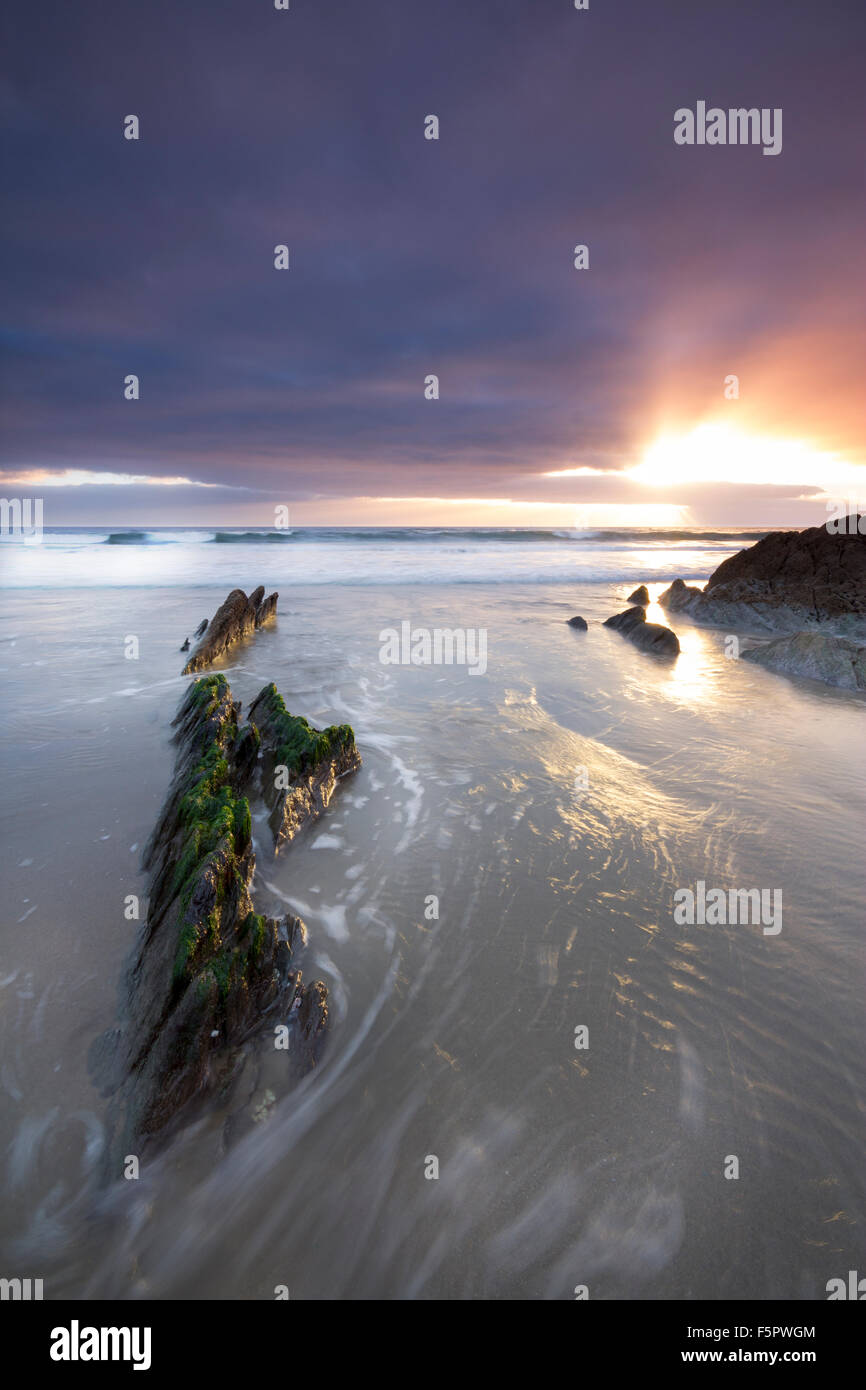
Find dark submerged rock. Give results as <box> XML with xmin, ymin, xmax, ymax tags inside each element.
<box><xmin>742</xmin><ymin>632</ymin><xmax>866</xmax><ymax>690</ymax></box>
<box><xmin>180</xmin><ymin>619</ymin><xmax>207</xmax><ymax>653</ymax></box>
<box><xmin>603</xmin><ymin>605</ymin><xmax>680</xmax><ymax>657</ymax></box>
<box><xmin>567</xmin><ymin>615</ymin><xmax>588</xmax><ymax>630</ymax></box>
<box><xmin>249</xmin><ymin>683</ymin><xmax>361</xmax><ymax>852</ymax></box>
<box><xmin>627</xmin><ymin>585</ymin><xmax>650</xmax><ymax>606</ymax></box>
<box><xmin>182</xmin><ymin>587</ymin><xmax>278</xmax><ymax>674</ymax></box>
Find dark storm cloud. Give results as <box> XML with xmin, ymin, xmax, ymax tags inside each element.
<box><xmin>2</xmin><ymin>0</ymin><xmax>864</xmax><ymax>515</ymax></box>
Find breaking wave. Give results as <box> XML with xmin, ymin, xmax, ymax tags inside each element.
<box><xmin>93</xmin><ymin>526</ymin><xmax>768</xmax><ymax>547</ymax></box>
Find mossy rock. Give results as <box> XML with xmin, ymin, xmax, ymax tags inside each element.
<box><xmin>250</xmin><ymin>683</ymin><xmax>356</xmax><ymax>777</ymax></box>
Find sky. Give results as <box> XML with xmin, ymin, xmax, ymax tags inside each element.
<box><xmin>1</xmin><ymin>0</ymin><xmax>864</xmax><ymax>528</ymax></box>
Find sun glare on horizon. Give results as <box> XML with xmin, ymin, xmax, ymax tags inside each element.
<box><xmin>629</xmin><ymin>423</ymin><xmax>864</xmax><ymax>492</ymax></box>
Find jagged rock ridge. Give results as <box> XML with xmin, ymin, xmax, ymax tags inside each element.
<box><xmin>182</xmin><ymin>586</ymin><xmax>278</xmax><ymax>674</ymax></box>
<box><xmin>249</xmin><ymin>683</ymin><xmax>361</xmax><ymax>852</ymax></box>
<box><xmin>92</xmin><ymin>672</ymin><xmax>353</xmax><ymax>1158</ymax></box>
<box><xmin>658</xmin><ymin>523</ymin><xmax>866</xmax><ymax>639</ymax></box>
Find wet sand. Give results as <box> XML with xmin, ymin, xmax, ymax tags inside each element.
<box><xmin>1</xmin><ymin>581</ymin><xmax>864</xmax><ymax>1298</ymax></box>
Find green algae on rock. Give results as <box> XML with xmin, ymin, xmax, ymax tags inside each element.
<box><xmin>91</xmin><ymin>673</ymin><xmax>327</xmax><ymax>1159</ymax></box>
<box><xmin>248</xmin><ymin>682</ymin><xmax>361</xmax><ymax>852</ymax></box>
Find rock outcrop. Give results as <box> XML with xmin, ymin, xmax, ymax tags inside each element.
<box><xmin>567</xmin><ymin>615</ymin><xmax>588</xmax><ymax>630</ymax></box>
<box><xmin>182</xmin><ymin>587</ymin><xmax>278</xmax><ymax>674</ymax></box>
<box><xmin>627</xmin><ymin>585</ymin><xmax>650</xmax><ymax>606</ymax></box>
<box><xmin>742</xmin><ymin>633</ymin><xmax>866</xmax><ymax>690</ymax></box>
<box><xmin>657</xmin><ymin>577</ymin><xmax>704</xmax><ymax>615</ymax></box>
<box><xmin>249</xmin><ymin>683</ymin><xmax>361</xmax><ymax>852</ymax></box>
<box><xmin>658</xmin><ymin>523</ymin><xmax>866</xmax><ymax>638</ymax></box>
<box><xmin>603</xmin><ymin>605</ymin><xmax>680</xmax><ymax>657</ymax></box>
<box><xmin>92</xmin><ymin>674</ymin><xmax>330</xmax><ymax>1158</ymax></box>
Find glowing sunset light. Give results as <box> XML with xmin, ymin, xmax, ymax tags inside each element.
<box><xmin>628</xmin><ymin>424</ymin><xmax>864</xmax><ymax>491</ymax></box>
<box><xmin>361</xmin><ymin>498</ymin><xmax>692</xmax><ymax>528</ymax></box>
<box><xmin>0</xmin><ymin>469</ymin><xmax>230</xmax><ymax>489</ymax></box>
